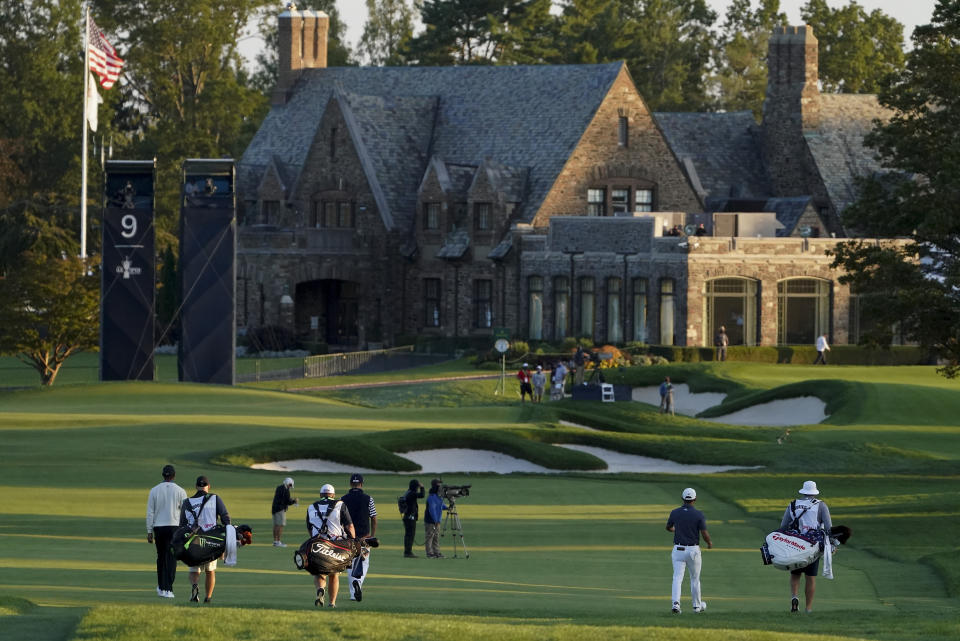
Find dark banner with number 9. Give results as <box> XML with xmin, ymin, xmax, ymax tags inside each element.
<box><xmin>101</xmin><ymin>161</ymin><xmax>156</xmax><ymax>381</ymax></box>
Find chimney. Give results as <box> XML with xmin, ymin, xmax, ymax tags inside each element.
<box><xmin>272</xmin><ymin>6</ymin><xmax>330</xmax><ymax>106</ymax></box>
<box><xmin>763</xmin><ymin>25</ymin><xmax>820</xmax><ymax>131</ymax></box>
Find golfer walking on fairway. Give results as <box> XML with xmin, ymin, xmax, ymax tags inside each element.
<box><xmin>666</xmin><ymin>487</ymin><xmax>713</xmax><ymax>614</ymax></box>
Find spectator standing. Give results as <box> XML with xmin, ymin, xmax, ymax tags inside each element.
<box><xmin>424</xmin><ymin>479</ymin><xmax>448</xmax><ymax>558</ymax></box>
<box><xmin>340</xmin><ymin>473</ymin><xmax>377</xmax><ymax>602</ymax></box>
<box><xmin>659</xmin><ymin>376</ymin><xmax>675</xmax><ymax>415</ymax></box>
<box><xmin>781</xmin><ymin>481</ymin><xmax>833</xmax><ymax>613</ymax></box>
<box><xmin>180</xmin><ymin>476</ymin><xmax>230</xmax><ymax>603</ymax></box>
<box><xmin>271</xmin><ymin>477</ymin><xmax>298</xmax><ymax>547</ymax></box>
<box><xmin>531</xmin><ymin>365</ymin><xmax>546</xmax><ymax>403</ymax></box>
<box><xmin>665</xmin><ymin>487</ymin><xmax>713</xmax><ymax>614</ymax></box>
<box><xmin>715</xmin><ymin>326</ymin><xmax>729</xmax><ymax>362</ymax></box>
<box><xmin>146</xmin><ymin>464</ymin><xmax>187</xmax><ymax>598</ymax></box>
<box><xmin>517</xmin><ymin>363</ymin><xmax>533</xmax><ymax>402</ymax></box>
<box><xmin>307</xmin><ymin>484</ymin><xmax>355</xmax><ymax>608</ymax></box>
<box><xmin>551</xmin><ymin>360</ymin><xmax>567</xmax><ymax>400</ymax></box>
<box><xmin>573</xmin><ymin>346</ymin><xmax>587</xmax><ymax>386</ymax></box>
<box><xmin>814</xmin><ymin>334</ymin><xmax>830</xmax><ymax>365</ymax></box>
<box><xmin>401</xmin><ymin>479</ymin><xmax>425</xmax><ymax>557</ymax></box>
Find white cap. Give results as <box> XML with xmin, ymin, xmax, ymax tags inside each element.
<box><xmin>283</xmin><ymin>477</ymin><xmax>294</xmax><ymax>488</ymax></box>
<box><xmin>536</xmin><ymin>365</ymin><xmax>542</xmax><ymax>370</ymax></box>
<box><xmin>799</xmin><ymin>480</ymin><xmax>819</xmax><ymax>495</ymax></box>
<box><xmin>320</xmin><ymin>483</ymin><xmax>335</xmax><ymax>495</ymax></box>
<box><xmin>523</xmin><ymin>363</ymin><xmax>529</xmax><ymax>367</ymax></box>
<box><xmin>682</xmin><ymin>487</ymin><xmax>697</xmax><ymax>500</ymax></box>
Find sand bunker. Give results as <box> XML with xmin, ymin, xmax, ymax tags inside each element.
<box><xmin>633</xmin><ymin>384</ymin><xmax>726</xmax><ymax>416</ymax></box>
<box><xmin>633</xmin><ymin>385</ymin><xmax>827</xmax><ymax>425</ymax></box>
<box><xmin>253</xmin><ymin>446</ymin><xmax>757</xmax><ymax>475</ymax></box>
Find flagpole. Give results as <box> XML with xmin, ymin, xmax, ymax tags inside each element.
<box><xmin>80</xmin><ymin>4</ymin><xmax>90</xmax><ymax>259</ymax></box>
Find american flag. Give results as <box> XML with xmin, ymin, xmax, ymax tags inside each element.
<box><xmin>87</xmin><ymin>16</ymin><xmax>124</xmax><ymax>90</ymax></box>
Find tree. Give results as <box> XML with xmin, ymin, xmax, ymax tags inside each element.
<box><xmin>404</xmin><ymin>0</ymin><xmax>553</xmax><ymax>65</ymax></box>
<box><xmin>711</xmin><ymin>0</ymin><xmax>786</xmax><ymax>118</ymax></box>
<box><xmin>800</xmin><ymin>0</ymin><xmax>906</xmax><ymax>93</ymax></box>
<box><xmin>554</xmin><ymin>0</ymin><xmax>717</xmax><ymax>111</ymax></box>
<box><xmin>831</xmin><ymin>1</ymin><xmax>960</xmax><ymax>376</ymax></box>
<box><xmin>360</xmin><ymin>0</ymin><xmax>416</xmax><ymax>66</ymax></box>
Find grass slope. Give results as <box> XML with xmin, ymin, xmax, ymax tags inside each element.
<box><xmin>0</xmin><ymin>362</ymin><xmax>957</xmax><ymax>641</ymax></box>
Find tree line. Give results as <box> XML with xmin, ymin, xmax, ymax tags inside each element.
<box><xmin>1</xmin><ymin>0</ymin><xmax>958</xmax><ymax>382</ymax></box>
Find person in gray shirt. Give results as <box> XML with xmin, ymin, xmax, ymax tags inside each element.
<box><xmin>665</xmin><ymin>487</ymin><xmax>713</xmax><ymax>614</ymax></box>
<box><xmin>780</xmin><ymin>480</ymin><xmax>832</xmax><ymax>613</ymax></box>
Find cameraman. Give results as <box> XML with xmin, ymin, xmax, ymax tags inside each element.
<box><xmin>424</xmin><ymin>479</ymin><xmax>448</xmax><ymax>558</ymax></box>
<box><xmin>401</xmin><ymin>479</ymin><xmax>424</xmax><ymax>558</ymax></box>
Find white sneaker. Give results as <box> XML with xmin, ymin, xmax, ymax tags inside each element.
<box><xmin>671</xmin><ymin>602</ymin><xmax>681</xmax><ymax>614</ymax></box>
<box><xmin>273</xmin><ymin>541</ymin><xmax>287</xmax><ymax>547</ymax></box>
<box><xmin>694</xmin><ymin>601</ymin><xmax>706</xmax><ymax>613</ymax></box>
<box><xmin>157</xmin><ymin>587</ymin><xmax>164</xmax><ymax>597</ymax></box>
<box><xmin>162</xmin><ymin>591</ymin><xmax>175</xmax><ymax>598</ymax></box>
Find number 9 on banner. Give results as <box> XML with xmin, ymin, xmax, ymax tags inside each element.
<box><xmin>121</xmin><ymin>214</ymin><xmax>138</xmax><ymax>239</ymax></box>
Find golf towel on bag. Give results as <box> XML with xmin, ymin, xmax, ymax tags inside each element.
<box><xmin>760</xmin><ymin>528</ymin><xmax>824</xmax><ymax>572</ymax></box>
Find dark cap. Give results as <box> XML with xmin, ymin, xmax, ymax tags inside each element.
<box><xmin>196</xmin><ymin>475</ymin><xmax>209</xmax><ymax>488</ymax></box>
<box><xmin>162</xmin><ymin>464</ymin><xmax>175</xmax><ymax>478</ymax></box>
<box><xmin>431</xmin><ymin>478</ymin><xmax>442</xmax><ymax>488</ymax></box>
<box><xmin>350</xmin><ymin>473</ymin><xmax>364</xmax><ymax>484</ymax></box>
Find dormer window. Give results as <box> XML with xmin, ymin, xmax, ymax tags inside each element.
<box><xmin>424</xmin><ymin>202</ymin><xmax>441</xmax><ymax>230</ymax></box>
<box><xmin>586</xmin><ymin>182</ymin><xmax>656</xmax><ymax>215</ymax></box>
<box><xmin>474</xmin><ymin>202</ymin><xmax>491</xmax><ymax>231</ymax></box>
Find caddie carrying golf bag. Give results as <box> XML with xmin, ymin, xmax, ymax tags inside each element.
<box><xmin>760</xmin><ymin>528</ymin><xmax>824</xmax><ymax>571</ymax></box>
<box><xmin>294</xmin><ymin>536</ymin><xmax>379</xmax><ymax>576</ymax></box>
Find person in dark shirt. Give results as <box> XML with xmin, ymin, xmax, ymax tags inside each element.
<box><xmin>271</xmin><ymin>477</ymin><xmax>298</xmax><ymax>547</ymax></box>
<box><xmin>180</xmin><ymin>475</ymin><xmax>230</xmax><ymax>603</ymax></box>
<box><xmin>401</xmin><ymin>479</ymin><xmax>425</xmax><ymax>558</ymax></box>
<box><xmin>665</xmin><ymin>487</ymin><xmax>712</xmax><ymax>614</ymax></box>
<box><xmin>340</xmin><ymin>473</ymin><xmax>377</xmax><ymax>601</ymax></box>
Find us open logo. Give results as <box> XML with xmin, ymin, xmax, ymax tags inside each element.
<box><xmin>115</xmin><ymin>257</ymin><xmax>143</xmax><ymax>279</ymax></box>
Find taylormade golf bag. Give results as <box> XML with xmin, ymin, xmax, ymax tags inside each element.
<box><xmin>760</xmin><ymin>525</ymin><xmax>851</xmax><ymax>571</ymax></box>
<box><xmin>294</xmin><ymin>536</ymin><xmax>379</xmax><ymax>576</ymax></box>
<box><xmin>171</xmin><ymin>524</ymin><xmax>253</xmax><ymax>567</ymax></box>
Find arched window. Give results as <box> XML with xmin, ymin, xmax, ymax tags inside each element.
<box><xmin>579</xmin><ymin>277</ymin><xmax>595</xmax><ymax>339</ymax></box>
<box><xmin>777</xmin><ymin>278</ymin><xmax>830</xmax><ymax>345</ymax></box>
<box><xmin>659</xmin><ymin>278</ymin><xmax>676</xmax><ymax>345</ymax></box>
<box><xmin>632</xmin><ymin>278</ymin><xmax>648</xmax><ymax>342</ymax></box>
<box><xmin>528</xmin><ymin>276</ymin><xmax>543</xmax><ymax>340</ymax></box>
<box><xmin>703</xmin><ymin>278</ymin><xmax>758</xmax><ymax>346</ymax></box>
<box><xmin>554</xmin><ymin>276</ymin><xmax>570</xmax><ymax>340</ymax></box>
<box><xmin>607</xmin><ymin>277</ymin><xmax>622</xmax><ymax>344</ymax></box>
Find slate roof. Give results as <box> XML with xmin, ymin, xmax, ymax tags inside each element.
<box><xmin>654</xmin><ymin>111</ymin><xmax>772</xmax><ymax>201</ymax></box>
<box><xmin>436</xmin><ymin>229</ymin><xmax>471</xmax><ymax>259</ymax></box>
<box><xmin>804</xmin><ymin>93</ymin><xmax>891</xmax><ymax>214</ymax></box>
<box><xmin>704</xmin><ymin>195</ymin><xmax>814</xmax><ymax>236</ymax></box>
<box><xmin>240</xmin><ymin>63</ymin><xmax>624</xmax><ymax>232</ymax></box>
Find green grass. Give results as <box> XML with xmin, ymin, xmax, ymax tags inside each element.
<box><xmin>0</xmin><ymin>360</ymin><xmax>958</xmax><ymax>641</ymax></box>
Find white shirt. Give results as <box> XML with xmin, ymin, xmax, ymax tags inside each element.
<box><xmin>308</xmin><ymin>499</ymin><xmax>347</xmax><ymax>540</ymax></box>
<box><xmin>183</xmin><ymin>494</ymin><xmax>219</xmax><ymax>531</ymax></box>
<box><xmin>816</xmin><ymin>335</ymin><xmax>829</xmax><ymax>351</ymax></box>
<box><xmin>146</xmin><ymin>481</ymin><xmax>188</xmax><ymax>533</ymax></box>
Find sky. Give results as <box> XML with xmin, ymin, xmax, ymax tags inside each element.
<box><xmin>328</xmin><ymin>0</ymin><xmax>938</xmax><ymax>53</ymax></box>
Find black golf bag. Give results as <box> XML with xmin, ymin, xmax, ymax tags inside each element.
<box><xmin>294</xmin><ymin>536</ymin><xmax>379</xmax><ymax>576</ymax></box>
<box><xmin>171</xmin><ymin>524</ymin><xmax>253</xmax><ymax>567</ymax></box>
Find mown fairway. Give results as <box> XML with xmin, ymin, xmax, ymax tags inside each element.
<box><xmin>0</xmin><ymin>359</ymin><xmax>957</xmax><ymax>641</ymax></box>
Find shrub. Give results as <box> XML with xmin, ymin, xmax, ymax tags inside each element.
<box><xmin>560</xmin><ymin>337</ymin><xmax>579</xmax><ymax>351</ymax></box>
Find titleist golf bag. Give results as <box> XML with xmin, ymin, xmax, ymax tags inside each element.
<box><xmin>294</xmin><ymin>536</ymin><xmax>379</xmax><ymax>576</ymax></box>
<box><xmin>171</xmin><ymin>524</ymin><xmax>253</xmax><ymax>567</ymax></box>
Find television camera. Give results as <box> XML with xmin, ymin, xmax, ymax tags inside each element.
<box><xmin>441</xmin><ymin>484</ymin><xmax>471</xmax><ymax>501</ymax></box>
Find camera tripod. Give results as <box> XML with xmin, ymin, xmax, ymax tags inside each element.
<box><xmin>441</xmin><ymin>498</ymin><xmax>469</xmax><ymax>558</ymax></box>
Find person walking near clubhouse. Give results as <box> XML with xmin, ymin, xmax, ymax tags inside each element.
<box><xmin>307</xmin><ymin>484</ymin><xmax>355</xmax><ymax>608</ymax></box>
<box><xmin>666</xmin><ymin>487</ymin><xmax>712</xmax><ymax>614</ymax></box>
<box><xmin>782</xmin><ymin>481</ymin><xmax>832</xmax><ymax>613</ymax></box>
<box><xmin>340</xmin><ymin>473</ymin><xmax>377</xmax><ymax>602</ymax></box>
<box><xmin>517</xmin><ymin>363</ymin><xmax>533</xmax><ymax>402</ymax></box>
<box><xmin>401</xmin><ymin>479</ymin><xmax>425</xmax><ymax>557</ymax></box>
<box><xmin>424</xmin><ymin>479</ymin><xmax>447</xmax><ymax>558</ymax></box>
<box><xmin>715</xmin><ymin>325</ymin><xmax>729</xmax><ymax>362</ymax></box>
<box><xmin>814</xmin><ymin>334</ymin><xmax>830</xmax><ymax>364</ymax></box>
<box><xmin>146</xmin><ymin>464</ymin><xmax>187</xmax><ymax>598</ymax></box>
<box><xmin>271</xmin><ymin>477</ymin><xmax>298</xmax><ymax>547</ymax></box>
<box><xmin>180</xmin><ymin>476</ymin><xmax>230</xmax><ymax>603</ymax></box>
<box><xmin>659</xmin><ymin>376</ymin><xmax>675</xmax><ymax>415</ymax></box>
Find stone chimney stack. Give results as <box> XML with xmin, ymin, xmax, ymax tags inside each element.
<box><xmin>761</xmin><ymin>25</ymin><xmax>822</xmax><ymax>199</ymax></box>
<box><xmin>273</xmin><ymin>6</ymin><xmax>330</xmax><ymax>106</ymax></box>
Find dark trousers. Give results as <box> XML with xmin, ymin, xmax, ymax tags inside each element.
<box><xmin>814</xmin><ymin>350</ymin><xmax>827</xmax><ymax>365</ymax></box>
<box><xmin>402</xmin><ymin>517</ymin><xmax>417</xmax><ymax>554</ymax></box>
<box><xmin>154</xmin><ymin>525</ymin><xmax>178</xmax><ymax>591</ymax></box>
